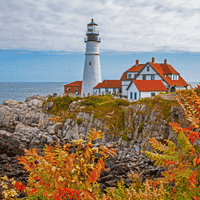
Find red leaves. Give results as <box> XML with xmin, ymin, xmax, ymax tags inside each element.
<box><xmin>165</xmin><ymin>159</ymin><xmax>176</xmax><ymax>166</ymax></box>
<box><xmin>14</xmin><ymin>182</ymin><xmax>25</xmax><ymax>193</ymax></box>
<box><xmin>30</xmin><ymin>188</ymin><xmax>38</xmax><ymax>196</ymax></box>
<box><xmin>193</xmin><ymin>195</ymin><xmax>198</xmax><ymax>200</ymax></box>
<box><xmin>189</xmin><ymin>171</ymin><xmax>197</xmax><ymax>190</ymax></box>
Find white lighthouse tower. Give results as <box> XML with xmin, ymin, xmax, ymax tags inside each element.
<box><xmin>81</xmin><ymin>19</ymin><xmax>102</xmax><ymax>97</ymax></box>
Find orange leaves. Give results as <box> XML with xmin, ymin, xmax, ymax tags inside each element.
<box><xmin>88</xmin><ymin>158</ymin><xmax>105</xmax><ymax>183</ymax></box>
<box><xmin>189</xmin><ymin>171</ymin><xmax>197</xmax><ymax>191</ymax></box>
<box><xmin>87</xmin><ymin>128</ymin><xmax>104</xmax><ymax>141</ymax></box>
<box><xmin>100</xmin><ymin>145</ymin><xmax>117</xmax><ymax>158</ymax></box>
<box><xmin>15</xmin><ymin>129</ymin><xmax>119</xmax><ymax>199</ymax></box>
<box><xmin>54</xmin><ymin>188</ymin><xmax>97</xmax><ymax>200</ymax></box>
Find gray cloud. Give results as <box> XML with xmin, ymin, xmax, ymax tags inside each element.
<box><xmin>0</xmin><ymin>0</ymin><xmax>200</xmax><ymax>52</ymax></box>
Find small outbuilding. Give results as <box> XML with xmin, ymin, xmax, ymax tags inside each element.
<box><xmin>93</xmin><ymin>80</ymin><xmax>121</xmax><ymax>95</ymax></box>
<box><xmin>64</xmin><ymin>81</ymin><xmax>82</xmax><ymax>95</ymax></box>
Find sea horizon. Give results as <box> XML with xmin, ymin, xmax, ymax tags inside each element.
<box><xmin>0</xmin><ymin>82</ymin><xmax>68</xmax><ymax>104</ymax></box>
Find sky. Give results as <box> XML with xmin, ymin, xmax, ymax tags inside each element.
<box><xmin>0</xmin><ymin>0</ymin><xmax>200</xmax><ymax>83</ymax></box>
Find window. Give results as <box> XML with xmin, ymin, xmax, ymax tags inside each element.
<box><xmin>105</xmin><ymin>88</ymin><xmax>108</xmax><ymax>93</ymax></box>
<box><xmin>68</xmin><ymin>88</ymin><xmax>71</xmax><ymax>91</ymax></box>
<box><xmin>134</xmin><ymin>92</ymin><xmax>137</xmax><ymax>100</ymax></box>
<box><xmin>130</xmin><ymin>92</ymin><xmax>133</xmax><ymax>99</ymax></box>
<box><xmin>128</xmin><ymin>73</ymin><xmax>132</xmax><ymax>78</ymax></box>
<box><xmin>113</xmin><ymin>88</ymin><xmax>116</xmax><ymax>93</ymax></box>
<box><xmin>75</xmin><ymin>88</ymin><xmax>78</xmax><ymax>92</ymax></box>
<box><xmin>134</xmin><ymin>74</ymin><xmax>137</xmax><ymax>79</ymax></box>
<box><xmin>151</xmin><ymin>75</ymin><xmax>155</xmax><ymax>80</ymax></box>
<box><xmin>88</xmin><ymin>93</ymin><xmax>90</xmax><ymax>96</ymax></box>
<box><xmin>151</xmin><ymin>93</ymin><xmax>156</xmax><ymax>97</ymax></box>
<box><xmin>143</xmin><ymin>75</ymin><xmax>146</xmax><ymax>80</ymax></box>
<box><xmin>89</xmin><ymin>62</ymin><xmax>91</xmax><ymax>66</ymax></box>
<box><xmin>173</xmin><ymin>75</ymin><xmax>178</xmax><ymax>80</ymax></box>
<box><xmin>83</xmin><ymin>93</ymin><xmax>85</xmax><ymax>97</ymax></box>
<box><xmin>147</xmin><ymin>66</ymin><xmax>149</xmax><ymax>71</ymax></box>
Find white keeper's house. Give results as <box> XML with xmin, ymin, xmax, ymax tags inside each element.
<box><xmin>119</xmin><ymin>57</ymin><xmax>188</xmax><ymax>102</ymax></box>
<box><xmin>64</xmin><ymin>19</ymin><xmax>189</xmax><ymax>102</ymax></box>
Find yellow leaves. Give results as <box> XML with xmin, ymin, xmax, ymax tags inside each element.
<box><xmin>92</xmin><ymin>147</ymin><xmax>99</xmax><ymax>154</ymax></box>
<box><xmin>58</xmin><ymin>176</ymin><xmax>65</xmax><ymax>182</ymax></box>
<box><xmin>72</xmin><ymin>138</ymin><xmax>84</xmax><ymax>146</ymax></box>
<box><xmin>52</xmin><ymin>167</ymin><xmax>56</xmax><ymax>172</ymax></box>
<box><xmin>193</xmin><ymin>158</ymin><xmax>197</xmax><ymax>167</ymax></box>
<box><xmin>87</xmin><ymin>128</ymin><xmax>104</xmax><ymax>141</ymax></box>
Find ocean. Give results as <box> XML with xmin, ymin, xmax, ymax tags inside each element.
<box><xmin>0</xmin><ymin>82</ymin><xmax>199</xmax><ymax>105</ymax></box>
<box><xmin>0</xmin><ymin>82</ymin><xmax>68</xmax><ymax>104</ymax></box>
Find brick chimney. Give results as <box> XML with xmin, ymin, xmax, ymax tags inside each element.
<box><xmin>164</xmin><ymin>59</ymin><xmax>167</xmax><ymax>65</ymax></box>
<box><xmin>152</xmin><ymin>57</ymin><xmax>155</xmax><ymax>64</ymax></box>
<box><xmin>136</xmin><ymin>60</ymin><xmax>139</xmax><ymax>65</ymax></box>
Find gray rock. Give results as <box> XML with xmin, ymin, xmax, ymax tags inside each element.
<box><xmin>64</xmin><ymin>124</ymin><xmax>79</xmax><ymax>140</ymax></box>
<box><xmin>2</xmin><ymin>99</ymin><xmax>22</xmax><ymax>107</ymax></box>
<box><xmin>45</xmin><ymin>102</ymin><xmax>53</xmax><ymax>111</ymax></box>
<box><xmin>27</xmin><ymin>99</ymin><xmax>43</xmax><ymax>108</ymax></box>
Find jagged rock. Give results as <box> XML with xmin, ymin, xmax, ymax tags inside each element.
<box><xmin>0</xmin><ymin>95</ymin><xmax>195</xmax><ymax>198</ymax></box>
<box><xmin>64</xmin><ymin>124</ymin><xmax>79</xmax><ymax>140</ymax></box>
<box><xmin>44</xmin><ymin>102</ymin><xmax>53</xmax><ymax>111</ymax></box>
<box><xmin>27</xmin><ymin>99</ymin><xmax>43</xmax><ymax>108</ymax></box>
<box><xmin>25</xmin><ymin>95</ymin><xmax>47</xmax><ymax>102</ymax></box>
<box><xmin>69</xmin><ymin>101</ymin><xmax>78</xmax><ymax>112</ymax></box>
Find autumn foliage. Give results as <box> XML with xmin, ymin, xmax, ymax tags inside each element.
<box><xmin>142</xmin><ymin>84</ymin><xmax>200</xmax><ymax>199</ymax></box>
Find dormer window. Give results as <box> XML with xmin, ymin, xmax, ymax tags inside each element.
<box><xmin>173</xmin><ymin>75</ymin><xmax>179</xmax><ymax>80</ymax></box>
<box><xmin>147</xmin><ymin>65</ymin><xmax>149</xmax><ymax>71</ymax></box>
<box><xmin>128</xmin><ymin>73</ymin><xmax>132</xmax><ymax>78</ymax></box>
<box><xmin>143</xmin><ymin>75</ymin><xmax>146</xmax><ymax>80</ymax></box>
<box><xmin>169</xmin><ymin>74</ymin><xmax>179</xmax><ymax>80</ymax></box>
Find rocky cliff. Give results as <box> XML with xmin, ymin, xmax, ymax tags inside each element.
<box><xmin>0</xmin><ymin>95</ymin><xmax>191</xmax><ymax>198</ymax></box>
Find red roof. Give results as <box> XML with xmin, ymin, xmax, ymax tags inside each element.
<box><xmin>121</xmin><ymin>60</ymin><xmax>188</xmax><ymax>87</ymax></box>
<box><xmin>120</xmin><ymin>64</ymin><xmax>144</xmax><ymax>80</ymax></box>
<box><xmin>131</xmin><ymin>80</ymin><xmax>168</xmax><ymax>92</ymax></box>
<box><xmin>127</xmin><ymin>64</ymin><xmax>144</xmax><ymax>72</ymax></box>
<box><xmin>147</xmin><ymin>62</ymin><xmax>188</xmax><ymax>87</ymax></box>
<box><xmin>94</xmin><ymin>80</ymin><xmax>121</xmax><ymax>89</ymax></box>
<box><xmin>64</xmin><ymin>81</ymin><xmax>82</xmax><ymax>87</ymax></box>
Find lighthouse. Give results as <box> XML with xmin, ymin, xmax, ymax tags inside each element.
<box><xmin>81</xmin><ymin>19</ymin><xmax>102</xmax><ymax>97</ymax></box>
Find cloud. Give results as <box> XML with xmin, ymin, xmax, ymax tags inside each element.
<box><xmin>0</xmin><ymin>0</ymin><xmax>200</xmax><ymax>52</ymax></box>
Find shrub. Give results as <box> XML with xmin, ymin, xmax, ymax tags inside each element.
<box><xmin>115</xmin><ymin>98</ymin><xmax>130</xmax><ymax>106</ymax></box>
<box><xmin>142</xmin><ymin>85</ymin><xmax>200</xmax><ymax>199</ymax></box>
<box><xmin>138</xmin><ymin>123</ymin><xmax>144</xmax><ymax>134</ymax></box>
<box><xmin>76</xmin><ymin>118</ymin><xmax>83</xmax><ymax>125</ymax></box>
<box><xmin>44</xmin><ymin>95</ymin><xmax>80</xmax><ymax>115</ymax></box>
<box><xmin>14</xmin><ymin>129</ymin><xmax>117</xmax><ymax>200</ymax></box>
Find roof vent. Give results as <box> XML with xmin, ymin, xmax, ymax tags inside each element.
<box><xmin>152</xmin><ymin>57</ymin><xmax>155</xmax><ymax>64</ymax></box>
<box><xmin>164</xmin><ymin>59</ymin><xmax>167</xmax><ymax>65</ymax></box>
